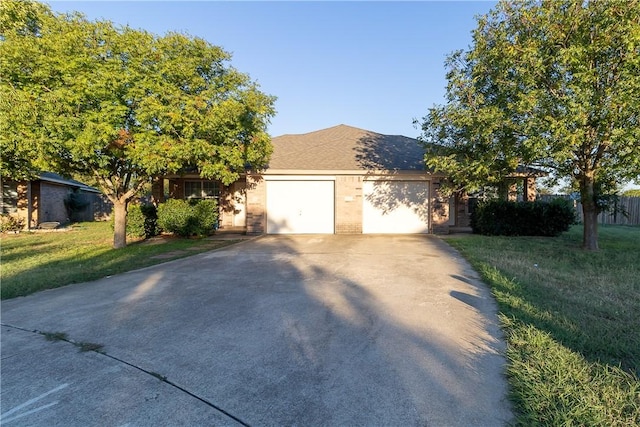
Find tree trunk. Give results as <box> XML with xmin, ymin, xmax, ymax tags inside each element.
<box><xmin>580</xmin><ymin>175</ymin><xmax>599</xmax><ymax>251</ymax></box>
<box><xmin>112</xmin><ymin>199</ymin><xmax>128</xmax><ymax>249</ymax></box>
<box><xmin>582</xmin><ymin>203</ymin><xmax>599</xmax><ymax>251</ymax></box>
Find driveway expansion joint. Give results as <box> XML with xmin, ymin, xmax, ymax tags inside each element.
<box><xmin>1</xmin><ymin>323</ymin><xmax>251</xmax><ymax>427</ymax></box>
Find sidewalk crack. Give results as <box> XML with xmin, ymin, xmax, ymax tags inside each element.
<box><xmin>1</xmin><ymin>323</ymin><xmax>251</xmax><ymax>427</ymax></box>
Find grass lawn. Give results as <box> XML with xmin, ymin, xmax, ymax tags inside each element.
<box><xmin>445</xmin><ymin>225</ymin><xmax>639</xmax><ymax>426</ymax></box>
<box><xmin>1</xmin><ymin>221</ymin><xmax>242</xmax><ymax>299</ymax></box>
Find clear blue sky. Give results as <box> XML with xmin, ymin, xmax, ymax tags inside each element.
<box><xmin>48</xmin><ymin>1</ymin><xmax>497</xmax><ymax>138</ymax></box>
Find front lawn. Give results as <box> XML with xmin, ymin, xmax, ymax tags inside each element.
<box><xmin>445</xmin><ymin>225</ymin><xmax>639</xmax><ymax>426</ymax></box>
<box><xmin>1</xmin><ymin>222</ymin><xmax>241</xmax><ymax>299</ymax></box>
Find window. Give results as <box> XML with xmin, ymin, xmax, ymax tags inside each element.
<box><xmin>1</xmin><ymin>180</ymin><xmax>18</xmax><ymax>214</ymax></box>
<box><xmin>184</xmin><ymin>181</ymin><xmax>220</xmax><ymax>200</ymax></box>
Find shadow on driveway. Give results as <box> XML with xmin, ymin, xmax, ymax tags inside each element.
<box><xmin>1</xmin><ymin>235</ymin><xmax>512</xmax><ymax>426</ymax></box>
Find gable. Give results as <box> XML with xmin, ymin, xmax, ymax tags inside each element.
<box><xmin>267</xmin><ymin>124</ymin><xmax>426</xmax><ymax>172</ymax></box>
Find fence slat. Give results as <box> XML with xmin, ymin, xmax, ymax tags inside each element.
<box><xmin>540</xmin><ymin>196</ymin><xmax>640</xmax><ymax>226</ymax></box>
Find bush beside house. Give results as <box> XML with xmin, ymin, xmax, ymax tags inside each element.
<box><xmin>117</xmin><ymin>199</ymin><xmax>217</xmax><ymax>239</ymax></box>
<box><xmin>157</xmin><ymin>199</ymin><xmax>218</xmax><ymax>237</ymax></box>
<box><xmin>117</xmin><ymin>203</ymin><xmax>159</xmax><ymax>239</ymax></box>
<box><xmin>471</xmin><ymin>199</ymin><xmax>575</xmax><ymax>236</ymax></box>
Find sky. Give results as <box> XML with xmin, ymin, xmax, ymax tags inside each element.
<box><xmin>48</xmin><ymin>1</ymin><xmax>497</xmax><ymax>139</ymax></box>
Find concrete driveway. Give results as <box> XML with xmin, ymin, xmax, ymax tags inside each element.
<box><xmin>1</xmin><ymin>235</ymin><xmax>512</xmax><ymax>426</ymax></box>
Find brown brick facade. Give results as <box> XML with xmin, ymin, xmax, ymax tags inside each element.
<box><xmin>245</xmin><ymin>175</ymin><xmax>266</xmax><ymax>234</ymax></box>
<box><xmin>335</xmin><ymin>175</ymin><xmax>363</xmax><ymax>234</ymax></box>
<box><xmin>39</xmin><ymin>182</ymin><xmax>70</xmax><ymax>223</ymax></box>
<box><xmin>430</xmin><ymin>180</ymin><xmax>450</xmax><ymax>235</ymax></box>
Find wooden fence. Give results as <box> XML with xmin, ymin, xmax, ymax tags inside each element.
<box><xmin>540</xmin><ymin>196</ymin><xmax>640</xmax><ymax>226</ymax></box>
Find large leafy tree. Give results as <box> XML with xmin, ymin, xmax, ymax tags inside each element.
<box><xmin>419</xmin><ymin>0</ymin><xmax>640</xmax><ymax>250</ymax></box>
<box><xmin>1</xmin><ymin>0</ymin><xmax>275</xmax><ymax>248</ymax></box>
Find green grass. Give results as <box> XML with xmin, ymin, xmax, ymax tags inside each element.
<box><xmin>1</xmin><ymin>222</ymin><xmax>240</xmax><ymax>299</ymax></box>
<box><xmin>445</xmin><ymin>225</ymin><xmax>640</xmax><ymax>426</ymax></box>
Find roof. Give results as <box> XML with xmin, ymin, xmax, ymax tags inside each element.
<box><xmin>38</xmin><ymin>172</ymin><xmax>101</xmax><ymax>193</ymax></box>
<box><xmin>267</xmin><ymin>124</ymin><xmax>426</xmax><ymax>172</ymax></box>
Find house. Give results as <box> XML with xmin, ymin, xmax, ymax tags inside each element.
<box><xmin>247</xmin><ymin>124</ymin><xmax>451</xmax><ymax>234</ymax></box>
<box><xmin>154</xmin><ymin>124</ymin><xmax>541</xmax><ymax>235</ymax></box>
<box><xmin>1</xmin><ymin>172</ymin><xmax>111</xmax><ymax>229</ymax></box>
<box><xmin>155</xmin><ymin>125</ymin><xmax>446</xmax><ymax>234</ymax></box>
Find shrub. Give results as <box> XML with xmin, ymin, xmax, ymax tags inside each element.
<box><xmin>192</xmin><ymin>199</ymin><xmax>218</xmax><ymax>233</ymax></box>
<box><xmin>124</xmin><ymin>204</ymin><xmax>146</xmax><ymax>238</ymax></box>
<box><xmin>110</xmin><ymin>203</ymin><xmax>159</xmax><ymax>238</ymax></box>
<box><xmin>157</xmin><ymin>198</ymin><xmax>218</xmax><ymax>237</ymax></box>
<box><xmin>140</xmin><ymin>203</ymin><xmax>159</xmax><ymax>238</ymax></box>
<box><xmin>0</xmin><ymin>214</ymin><xmax>25</xmax><ymax>232</ymax></box>
<box><xmin>471</xmin><ymin>198</ymin><xmax>575</xmax><ymax>236</ymax></box>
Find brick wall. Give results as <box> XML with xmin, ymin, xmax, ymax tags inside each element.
<box><xmin>455</xmin><ymin>193</ymin><xmax>471</xmax><ymax>227</ymax></box>
<box><xmin>245</xmin><ymin>175</ymin><xmax>266</xmax><ymax>234</ymax></box>
<box><xmin>39</xmin><ymin>182</ymin><xmax>70</xmax><ymax>223</ymax></box>
<box><xmin>3</xmin><ymin>181</ymin><xmax>31</xmax><ymax>228</ymax></box>
<box><xmin>335</xmin><ymin>175</ymin><xmax>362</xmax><ymax>233</ymax></box>
<box><xmin>430</xmin><ymin>180</ymin><xmax>450</xmax><ymax>234</ymax></box>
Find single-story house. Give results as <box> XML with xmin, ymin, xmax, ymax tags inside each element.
<box><xmin>1</xmin><ymin>172</ymin><xmax>111</xmax><ymax>229</ymax></box>
<box><xmin>154</xmin><ymin>124</ymin><xmax>540</xmax><ymax>235</ymax></box>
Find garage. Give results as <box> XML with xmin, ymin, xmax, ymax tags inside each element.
<box><xmin>266</xmin><ymin>180</ymin><xmax>335</xmax><ymax>234</ymax></box>
<box><xmin>245</xmin><ymin>125</ymin><xmax>451</xmax><ymax>235</ymax></box>
<box><xmin>362</xmin><ymin>180</ymin><xmax>430</xmax><ymax>234</ymax></box>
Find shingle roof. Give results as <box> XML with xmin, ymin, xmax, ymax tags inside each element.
<box><xmin>267</xmin><ymin>124</ymin><xmax>425</xmax><ymax>171</ymax></box>
<box><xmin>39</xmin><ymin>172</ymin><xmax>101</xmax><ymax>193</ymax></box>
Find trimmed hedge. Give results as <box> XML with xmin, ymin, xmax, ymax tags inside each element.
<box><xmin>157</xmin><ymin>198</ymin><xmax>218</xmax><ymax>237</ymax></box>
<box><xmin>471</xmin><ymin>199</ymin><xmax>575</xmax><ymax>236</ymax></box>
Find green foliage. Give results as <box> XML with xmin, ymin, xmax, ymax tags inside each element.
<box><xmin>0</xmin><ymin>214</ymin><xmax>24</xmax><ymax>232</ymax></box>
<box><xmin>157</xmin><ymin>199</ymin><xmax>218</xmax><ymax>237</ymax></box>
<box><xmin>623</xmin><ymin>189</ymin><xmax>640</xmax><ymax>197</ymax></box>
<box><xmin>0</xmin><ymin>0</ymin><xmax>275</xmax><ymax>246</ymax></box>
<box><xmin>419</xmin><ymin>0</ymin><xmax>640</xmax><ymax>249</ymax></box>
<box><xmin>110</xmin><ymin>203</ymin><xmax>158</xmax><ymax>238</ymax></box>
<box><xmin>125</xmin><ymin>204</ymin><xmax>146</xmax><ymax>238</ymax></box>
<box><xmin>471</xmin><ymin>199</ymin><xmax>575</xmax><ymax>236</ymax></box>
<box><xmin>140</xmin><ymin>203</ymin><xmax>159</xmax><ymax>238</ymax></box>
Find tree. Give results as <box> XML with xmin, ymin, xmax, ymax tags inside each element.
<box><xmin>419</xmin><ymin>0</ymin><xmax>640</xmax><ymax>250</ymax></box>
<box><xmin>0</xmin><ymin>0</ymin><xmax>276</xmax><ymax>248</ymax></box>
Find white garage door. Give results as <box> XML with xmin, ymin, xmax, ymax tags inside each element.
<box><xmin>363</xmin><ymin>180</ymin><xmax>430</xmax><ymax>234</ymax></box>
<box><xmin>266</xmin><ymin>180</ymin><xmax>334</xmax><ymax>234</ymax></box>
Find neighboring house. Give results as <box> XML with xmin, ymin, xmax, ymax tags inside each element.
<box><xmin>153</xmin><ymin>124</ymin><xmax>541</xmax><ymax>235</ymax></box>
<box><xmin>1</xmin><ymin>172</ymin><xmax>111</xmax><ymax>229</ymax></box>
